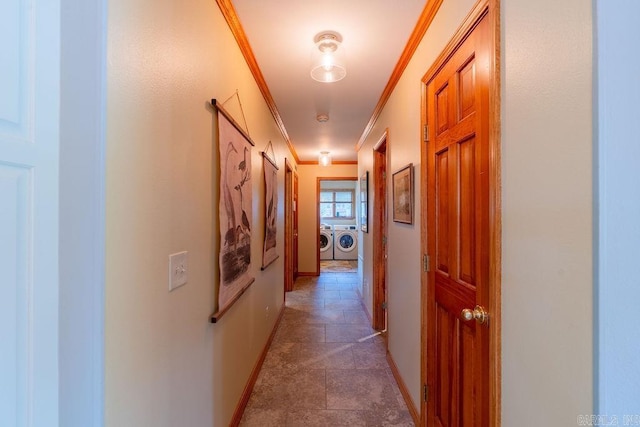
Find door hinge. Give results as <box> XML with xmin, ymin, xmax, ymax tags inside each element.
<box><xmin>423</xmin><ymin>254</ymin><xmax>430</xmax><ymax>272</ymax></box>
<box><xmin>382</xmin><ymin>171</ymin><xmax>387</xmax><ymax>180</ymax></box>
<box><xmin>382</xmin><ymin>236</ymin><xmax>387</xmax><ymax>245</ymax></box>
<box><xmin>423</xmin><ymin>384</ymin><xmax>429</xmax><ymax>402</ymax></box>
<box><xmin>382</xmin><ymin>301</ymin><xmax>388</xmax><ymax>310</ymax></box>
<box><xmin>423</xmin><ymin>124</ymin><xmax>430</xmax><ymax>142</ymax></box>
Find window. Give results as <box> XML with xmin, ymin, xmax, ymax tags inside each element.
<box><xmin>320</xmin><ymin>189</ymin><xmax>355</xmax><ymax>219</ymax></box>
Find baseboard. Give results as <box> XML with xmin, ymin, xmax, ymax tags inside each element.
<box><xmin>229</xmin><ymin>303</ymin><xmax>286</xmax><ymax>426</ymax></box>
<box><xmin>355</xmin><ymin>287</ymin><xmax>374</xmax><ymax>328</ymax></box>
<box><xmin>297</xmin><ymin>271</ymin><xmax>319</xmax><ymax>277</ymax></box>
<box><xmin>386</xmin><ymin>351</ymin><xmax>420</xmax><ymax>425</ymax></box>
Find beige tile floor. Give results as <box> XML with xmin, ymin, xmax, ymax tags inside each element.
<box><xmin>239</xmin><ymin>272</ymin><xmax>415</xmax><ymax>427</ymax></box>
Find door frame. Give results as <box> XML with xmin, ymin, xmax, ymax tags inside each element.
<box><xmin>284</xmin><ymin>158</ymin><xmax>295</xmax><ymax>292</ymax></box>
<box><xmin>419</xmin><ymin>0</ymin><xmax>501</xmax><ymax>424</ymax></box>
<box><xmin>293</xmin><ymin>170</ymin><xmax>299</xmax><ymax>281</ymax></box>
<box><xmin>372</xmin><ymin>131</ymin><xmax>389</xmax><ymax>331</ymax></box>
<box><xmin>316</xmin><ymin>177</ymin><xmax>358</xmax><ymax>275</ymax></box>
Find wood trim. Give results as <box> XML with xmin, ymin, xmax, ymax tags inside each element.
<box><xmin>284</xmin><ymin>158</ymin><xmax>294</xmax><ymax>293</ymax></box>
<box><xmin>387</xmin><ymin>352</ymin><xmax>420</xmax><ymax>424</ymax></box>
<box><xmin>316</xmin><ymin>177</ymin><xmax>358</xmax><ymax>275</ymax></box>
<box><xmin>373</xmin><ymin>131</ymin><xmax>388</xmax><ymax>152</ymax></box>
<box><xmin>215</xmin><ymin>0</ymin><xmax>300</xmax><ymax>164</ymax></box>
<box><xmin>316</xmin><ymin>177</ymin><xmax>359</xmax><ymax>181</ymax></box>
<box><xmin>372</xmin><ymin>132</ymin><xmax>388</xmax><ymax>331</ymax></box>
<box><xmin>297</xmin><ymin>271</ymin><xmax>319</xmax><ymax>277</ymax></box>
<box><xmin>419</xmin><ymin>0</ymin><xmax>501</xmax><ymax>425</ymax></box>
<box><xmin>316</xmin><ymin>178</ymin><xmax>322</xmax><ymax>276</ymax></box>
<box><xmin>293</xmin><ymin>171</ymin><xmax>299</xmax><ymax>281</ymax></box>
<box><xmin>421</xmin><ymin>1</ymin><xmax>487</xmax><ymax>85</ymax></box>
<box><xmin>419</xmin><ymin>66</ymin><xmax>429</xmax><ymax>427</ymax></box>
<box><xmin>355</xmin><ymin>0</ymin><xmax>444</xmax><ymax>152</ymax></box>
<box><xmin>297</xmin><ymin>160</ymin><xmax>358</xmax><ymax>165</ymax></box>
<box><xmin>487</xmin><ymin>0</ymin><xmax>502</xmax><ymax>424</ymax></box>
<box><xmin>229</xmin><ymin>304</ymin><xmax>286</xmax><ymax>426</ymax></box>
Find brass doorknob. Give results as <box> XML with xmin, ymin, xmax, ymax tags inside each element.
<box><xmin>461</xmin><ymin>305</ymin><xmax>488</xmax><ymax>324</ymax></box>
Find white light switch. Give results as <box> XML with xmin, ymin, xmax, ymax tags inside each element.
<box><xmin>169</xmin><ymin>251</ymin><xmax>188</xmax><ymax>291</ymax></box>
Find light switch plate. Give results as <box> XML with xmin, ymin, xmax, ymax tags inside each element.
<box><xmin>169</xmin><ymin>251</ymin><xmax>188</xmax><ymax>291</ymax></box>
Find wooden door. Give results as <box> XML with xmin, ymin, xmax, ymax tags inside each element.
<box><xmin>373</xmin><ymin>135</ymin><xmax>388</xmax><ymax>331</ymax></box>
<box><xmin>422</xmin><ymin>4</ymin><xmax>497</xmax><ymax>426</ymax></box>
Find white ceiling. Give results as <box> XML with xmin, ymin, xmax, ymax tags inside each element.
<box><xmin>232</xmin><ymin>0</ymin><xmax>426</xmax><ymax>162</ymax></box>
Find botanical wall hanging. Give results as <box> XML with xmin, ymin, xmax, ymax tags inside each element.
<box><xmin>261</xmin><ymin>142</ymin><xmax>279</xmax><ymax>270</ymax></box>
<box><xmin>211</xmin><ymin>99</ymin><xmax>255</xmax><ymax>322</ymax></box>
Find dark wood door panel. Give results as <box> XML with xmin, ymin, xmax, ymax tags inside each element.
<box><xmin>426</xmin><ymin>10</ymin><xmax>491</xmax><ymax>427</ymax></box>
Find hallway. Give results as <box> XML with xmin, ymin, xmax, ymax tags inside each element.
<box><xmin>239</xmin><ymin>272</ymin><xmax>414</xmax><ymax>426</ymax></box>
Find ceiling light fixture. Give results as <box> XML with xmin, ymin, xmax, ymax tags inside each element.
<box><xmin>310</xmin><ymin>31</ymin><xmax>346</xmax><ymax>83</ymax></box>
<box><xmin>319</xmin><ymin>151</ymin><xmax>332</xmax><ymax>166</ymax></box>
<box><xmin>316</xmin><ymin>113</ymin><xmax>329</xmax><ymax>123</ymax></box>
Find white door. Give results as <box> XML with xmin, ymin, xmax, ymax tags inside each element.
<box><xmin>0</xmin><ymin>0</ymin><xmax>61</xmax><ymax>425</ymax></box>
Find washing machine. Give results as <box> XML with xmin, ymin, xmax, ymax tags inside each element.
<box><xmin>333</xmin><ymin>225</ymin><xmax>358</xmax><ymax>260</ymax></box>
<box><xmin>319</xmin><ymin>224</ymin><xmax>334</xmax><ymax>260</ymax></box>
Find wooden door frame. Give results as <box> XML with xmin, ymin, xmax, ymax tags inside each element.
<box><xmin>372</xmin><ymin>131</ymin><xmax>389</xmax><ymax>331</ymax></box>
<box><xmin>293</xmin><ymin>171</ymin><xmax>299</xmax><ymax>281</ymax></box>
<box><xmin>316</xmin><ymin>177</ymin><xmax>358</xmax><ymax>275</ymax></box>
<box><xmin>284</xmin><ymin>158</ymin><xmax>294</xmax><ymax>292</ymax></box>
<box><xmin>419</xmin><ymin>0</ymin><xmax>501</xmax><ymax>425</ymax></box>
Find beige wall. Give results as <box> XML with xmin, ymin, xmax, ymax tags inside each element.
<box><xmin>105</xmin><ymin>1</ymin><xmax>293</xmax><ymax>425</ymax></box>
<box><xmin>297</xmin><ymin>164</ymin><xmax>357</xmax><ymax>274</ymax></box>
<box><xmin>358</xmin><ymin>0</ymin><xmax>477</xmax><ymax>410</ymax></box>
<box><xmin>103</xmin><ymin>0</ymin><xmax>593</xmax><ymax>423</ymax></box>
<box><xmin>502</xmin><ymin>0</ymin><xmax>593</xmax><ymax>424</ymax></box>
<box><xmin>358</xmin><ymin>0</ymin><xmax>593</xmax><ymax>422</ymax></box>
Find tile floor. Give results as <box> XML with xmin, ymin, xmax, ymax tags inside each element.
<box><xmin>239</xmin><ymin>272</ymin><xmax>415</xmax><ymax>426</ymax></box>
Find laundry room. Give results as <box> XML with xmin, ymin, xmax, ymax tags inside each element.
<box><xmin>319</xmin><ymin>178</ymin><xmax>359</xmax><ymax>267</ymax></box>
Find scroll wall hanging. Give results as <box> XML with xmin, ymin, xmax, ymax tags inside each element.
<box><xmin>210</xmin><ymin>98</ymin><xmax>255</xmax><ymax>323</ymax></box>
<box><xmin>261</xmin><ymin>142</ymin><xmax>279</xmax><ymax>270</ymax></box>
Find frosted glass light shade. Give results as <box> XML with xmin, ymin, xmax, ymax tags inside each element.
<box><xmin>319</xmin><ymin>151</ymin><xmax>332</xmax><ymax>166</ymax></box>
<box><xmin>311</xmin><ymin>32</ymin><xmax>346</xmax><ymax>83</ymax></box>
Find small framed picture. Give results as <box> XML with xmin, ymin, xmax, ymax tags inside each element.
<box><xmin>392</xmin><ymin>163</ymin><xmax>414</xmax><ymax>224</ymax></box>
<box><xmin>360</xmin><ymin>171</ymin><xmax>368</xmax><ymax>233</ymax></box>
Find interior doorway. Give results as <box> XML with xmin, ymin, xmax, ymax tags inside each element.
<box><xmin>284</xmin><ymin>159</ymin><xmax>298</xmax><ymax>292</ymax></box>
<box><xmin>372</xmin><ymin>132</ymin><xmax>388</xmax><ymax>331</ymax></box>
<box><xmin>317</xmin><ymin>177</ymin><xmax>359</xmax><ymax>275</ymax></box>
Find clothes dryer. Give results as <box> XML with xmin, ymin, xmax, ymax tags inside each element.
<box><xmin>320</xmin><ymin>224</ymin><xmax>334</xmax><ymax>260</ymax></box>
<box><xmin>333</xmin><ymin>225</ymin><xmax>357</xmax><ymax>260</ymax></box>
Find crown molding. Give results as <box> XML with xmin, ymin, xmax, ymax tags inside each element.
<box><xmin>355</xmin><ymin>0</ymin><xmax>444</xmax><ymax>152</ymax></box>
<box><xmin>298</xmin><ymin>160</ymin><xmax>358</xmax><ymax>166</ymax></box>
<box><xmin>216</xmin><ymin>0</ymin><xmax>300</xmax><ymax>164</ymax></box>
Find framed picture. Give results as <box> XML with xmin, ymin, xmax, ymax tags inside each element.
<box><xmin>360</xmin><ymin>171</ymin><xmax>368</xmax><ymax>233</ymax></box>
<box><xmin>392</xmin><ymin>163</ymin><xmax>414</xmax><ymax>224</ymax></box>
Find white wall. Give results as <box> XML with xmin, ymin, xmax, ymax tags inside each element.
<box><xmin>105</xmin><ymin>1</ymin><xmax>292</xmax><ymax>425</ymax></box>
<box><xmin>59</xmin><ymin>0</ymin><xmax>106</xmax><ymax>424</ymax></box>
<box><xmin>595</xmin><ymin>0</ymin><xmax>640</xmax><ymax>417</ymax></box>
<box><xmin>358</xmin><ymin>0</ymin><xmax>477</xmax><ymax>410</ymax></box>
<box><xmin>502</xmin><ymin>0</ymin><xmax>593</xmax><ymax>424</ymax></box>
